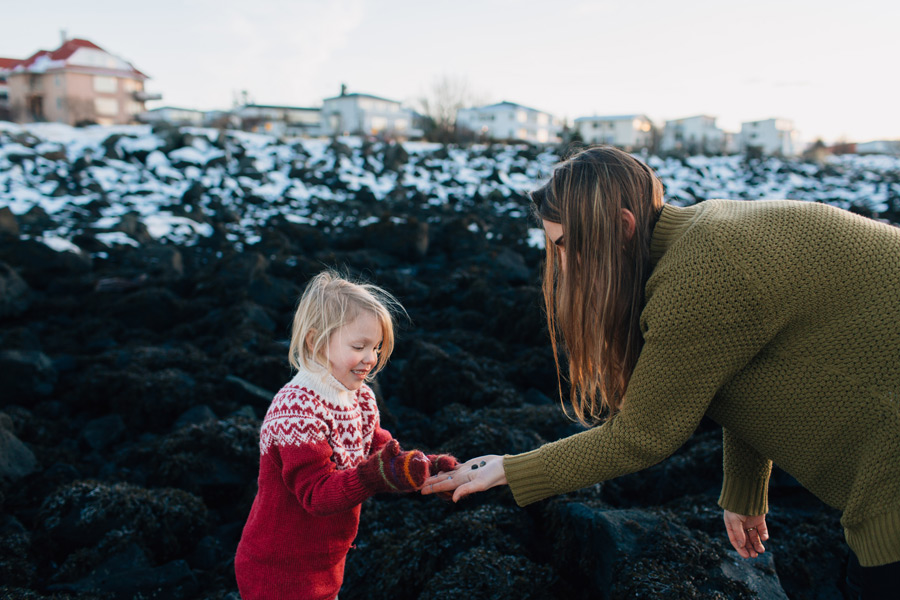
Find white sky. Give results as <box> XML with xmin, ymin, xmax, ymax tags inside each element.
<box><xmin>5</xmin><ymin>0</ymin><xmax>899</xmax><ymax>144</ymax></box>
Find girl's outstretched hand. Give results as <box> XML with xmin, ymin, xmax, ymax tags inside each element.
<box><xmin>723</xmin><ymin>509</ymin><xmax>769</xmax><ymax>558</ymax></box>
<box><xmin>420</xmin><ymin>455</ymin><xmax>506</xmax><ymax>502</ymax></box>
<box><xmin>357</xmin><ymin>439</ymin><xmax>429</xmax><ymax>494</ymax></box>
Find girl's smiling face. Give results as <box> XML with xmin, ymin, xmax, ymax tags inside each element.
<box><xmin>326</xmin><ymin>311</ymin><xmax>383</xmax><ymax>391</ymax></box>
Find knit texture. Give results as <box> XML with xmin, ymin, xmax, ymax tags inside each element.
<box><xmin>235</xmin><ymin>368</ymin><xmax>393</xmax><ymax>600</ymax></box>
<box><xmin>503</xmin><ymin>200</ymin><xmax>900</xmax><ymax>566</ymax></box>
<box><xmin>357</xmin><ymin>439</ymin><xmax>429</xmax><ymax>494</ymax></box>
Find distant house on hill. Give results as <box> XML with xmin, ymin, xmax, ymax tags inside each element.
<box><xmin>660</xmin><ymin>115</ymin><xmax>726</xmax><ymax>155</ymax></box>
<box><xmin>320</xmin><ymin>86</ymin><xmax>419</xmax><ymax>139</ymax></box>
<box><xmin>139</xmin><ymin>106</ymin><xmax>207</xmax><ymax>127</ymax></box>
<box><xmin>456</xmin><ymin>101</ymin><xmax>562</xmax><ymax>144</ymax></box>
<box><xmin>573</xmin><ymin>114</ymin><xmax>653</xmax><ymax>151</ymax></box>
<box><xmin>739</xmin><ymin>118</ymin><xmax>798</xmax><ymax>156</ymax></box>
<box><xmin>234</xmin><ymin>104</ymin><xmax>322</xmax><ymax>137</ymax></box>
<box><xmin>5</xmin><ymin>36</ymin><xmax>160</xmax><ymax>126</ymax></box>
<box><xmin>855</xmin><ymin>140</ymin><xmax>900</xmax><ymax>156</ymax></box>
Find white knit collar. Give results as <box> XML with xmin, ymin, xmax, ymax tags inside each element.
<box><xmin>289</xmin><ymin>365</ymin><xmax>356</xmax><ymax>407</ymax></box>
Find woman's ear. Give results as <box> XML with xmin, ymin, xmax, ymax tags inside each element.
<box><xmin>305</xmin><ymin>330</ymin><xmax>316</xmax><ymax>354</ymax></box>
<box><xmin>621</xmin><ymin>209</ymin><xmax>636</xmax><ymax>241</ymax></box>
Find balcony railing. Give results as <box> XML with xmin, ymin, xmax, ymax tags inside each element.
<box><xmin>133</xmin><ymin>90</ymin><xmax>162</xmax><ymax>102</ymax></box>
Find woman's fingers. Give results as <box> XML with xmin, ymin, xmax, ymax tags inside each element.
<box><xmin>725</xmin><ymin>522</ymin><xmax>749</xmax><ymax>558</ymax></box>
<box><xmin>746</xmin><ymin>525</ymin><xmax>766</xmax><ymax>555</ymax></box>
<box><xmin>423</xmin><ymin>472</ymin><xmax>465</xmax><ymax>494</ymax></box>
<box><xmin>422</xmin><ymin>471</ymin><xmax>453</xmax><ymax>487</ymax></box>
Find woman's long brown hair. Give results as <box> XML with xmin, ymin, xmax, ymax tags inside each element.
<box><xmin>531</xmin><ymin>146</ymin><xmax>664</xmax><ymax>425</ymax></box>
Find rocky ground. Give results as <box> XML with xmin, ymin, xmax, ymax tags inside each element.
<box><xmin>1</xmin><ymin>123</ymin><xmax>898</xmax><ymax>599</ymax></box>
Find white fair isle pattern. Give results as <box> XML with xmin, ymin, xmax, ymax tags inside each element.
<box><xmin>259</xmin><ymin>379</ymin><xmax>380</xmax><ymax>470</ymax></box>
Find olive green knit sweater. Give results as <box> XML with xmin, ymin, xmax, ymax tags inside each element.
<box><xmin>504</xmin><ymin>200</ymin><xmax>900</xmax><ymax>566</ymax></box>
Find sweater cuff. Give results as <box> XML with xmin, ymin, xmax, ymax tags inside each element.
<box><xmin>717</xmin><ymin>473</ymin><xmax>769</xmax><ymax>516</ymax></box>
<box><xmin>503</xmin><ymin>448</ymin><xmax>557</xmax><ymax>507</ymax></box>
<box><xmin>344</xmin><ymin>468</ymin><xmax>373</xmax><ymax>505</ymax></box>
<box><xmin>844</xmin><ymin>507</ymin><xmax>900</xmax><ymax>566</ymax></box>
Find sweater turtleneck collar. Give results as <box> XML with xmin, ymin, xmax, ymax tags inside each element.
<box><xmin>288</xmin><ymin>365</ymin><xmax>357</xmax><ymax>407</ymax></box>
<box><xmin>649</xmin><ymin>203</ymin><xmax>703</xmax><ymax>267</ymax></box>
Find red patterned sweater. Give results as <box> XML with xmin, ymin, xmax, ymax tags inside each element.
<box><xmin>235</xmin><ymin>367</ymin><xmax>393</xmax><ymax>600</ymax></box>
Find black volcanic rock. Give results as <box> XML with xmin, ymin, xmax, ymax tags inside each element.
<box><xmin>0</xmin><ymin>206</ymin><xmax>19</xmax><ymax>237</ymax></box>
<box><xmin>0</xmin><ymin>238</ymin><xmax>91</xmax><ymax>286</ymax></box>
<box><xmin>0</xmin><ymin>260</ymin><xmax>31</xmax><ymax>317</ymax></box>
<box><xmin>38</xmin><ymin>481</ymin><xmax>208</xmax><ymax>564</ymax></box>
<box><xmin>543</xmin><ymin>502</ymin><xmax>788</xmax><ymax>599</ymax></box>
<box><xmin>121</xmin><ymin>415</ymin><xmax>260</xmax><ymax>517</ymax></box>
<box><xmin>0</xmin><ymin>414</ymin><xmax>38</xmax><ymax>482</ymax></box>
<box><xmin>0</xmin><ymin>349</ymin><xmax>57</xmax><ymax>401</ymax></box>
<box><xmin>395</xmin><ymin>339</ymin><xmax>518</xmax><ymax>414</ymax></box>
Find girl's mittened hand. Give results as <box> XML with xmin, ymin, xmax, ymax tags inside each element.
<box><xmin>357</xmin><ymin>440</ymin><xmax>429</xmax><ymax>494</ymax></box>
<box><xmin>723</xmin><ymin>509</ymin><xmax>769</xmax><ymax>559</ymax></box>
<box><xmin>426</xmin><ymin>453</ymin><xmax>459</xmax><ymax>476</ymax></box>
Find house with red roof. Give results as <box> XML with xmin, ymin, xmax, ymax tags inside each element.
<box><xmin>4</xmin><ymin>36</ymin><xmax>160</xmax><ymax>126</ymax></box>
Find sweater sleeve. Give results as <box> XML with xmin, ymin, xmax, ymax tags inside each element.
<box><xmin>273</xmin><ymin>441</ymin><xmax>372</xmax><ymax>517</ymax></box>
<box><xmin>504</xmin><ymin>230</ymin><xmax>780</xmax><ymax>506</ymax></box>
<box><xmin>369</xmin><ymin>426</ymin><xmax>394</xmax><ymax>455</ymax></box>
<box><xmin>718</xmin><ymin>427</ymin><xmax>772</xmax><ymax>515</ymax></box>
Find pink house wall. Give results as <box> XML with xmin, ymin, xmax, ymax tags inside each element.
<box><xmin>8</xmin><ymin>70</ymin><xmax>147</xmax><ymax>125</ymax></box>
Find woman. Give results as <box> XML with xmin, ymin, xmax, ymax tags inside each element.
<box><xmin>422</xmin><ymin>146</ymin><xmax>900</xmax><ymax>598</ymax></box>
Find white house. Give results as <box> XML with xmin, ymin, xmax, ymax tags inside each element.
<box><xmin>234</xmin><ymin>104</ymin><xmax>321</xmax><ymax>137</ymax></box>
<box><xmin>855</xmin><ymin>140</ymin><xmax>900</xmax><ymax>155</ymax></box>
<box><xmin>139</xmin><ymin>106</ymin><xmax>207</xmax><ymax>126</ymax></box>
<box><xmin>573</xmin><ymin>115</ymin><xmax>653</xmax><ymax>151</ymax></box>
<box><xmin>320</xmin><ymin>87</ymin><xmax>418</xmax><ymax>139</ymax></box>
<box><xmin>739</xmin><ymin>118</ymin><xmax>798</xmax><ymax>156</ymax></box>
<box><xmin>660</xmin><ymin>115</ymin><xmax>726</xmax><ymax>154</ymax></box>
<box><xmin>456</xmin><ymin>101</ymin><xmax>562</xmax><ymax>144</ymax></box>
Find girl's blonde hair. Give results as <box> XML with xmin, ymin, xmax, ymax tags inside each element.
<box><xmin>289</xmin><ymin>270</ymin><xmax>403</xmax><ymax>379</ymax></box>
<box><xmin>531</xmin><ymin>146</ymin><xmax>664</xmax><ymax>425</ymax></box>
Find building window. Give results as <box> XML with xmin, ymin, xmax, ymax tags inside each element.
<box><xmin>55</xmin><ymin>75</ymin><xmax>62</xmax><ymax>87</ymax></box>
<box><xmin>516</xmin><ymin>110</ymin><xmax>527</xmax><ymax>123</ymax></box>
<box><xmin>57</xmin><ymin>98</ymin><xmax>63</xmax><ymax>109</ymax></box>
<box><xmin>371</xmin><ymin>116</ymin><xmax>387</xmax><ymax>132</ymax></box>
<box><xmin>94</xmin><ymin>76</ymin><xmax>117</xmax><ymax>93</ymax></box>
<box><xmin>95</xmin><ymin>97</ymin><xmax>119</xmax><ymax>115</ymax></box>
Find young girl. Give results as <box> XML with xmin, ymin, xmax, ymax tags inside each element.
<box><xmin>235</xmin><ymin>271</ymin><xmax>457</xmax><ymax>600</ymax></box>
